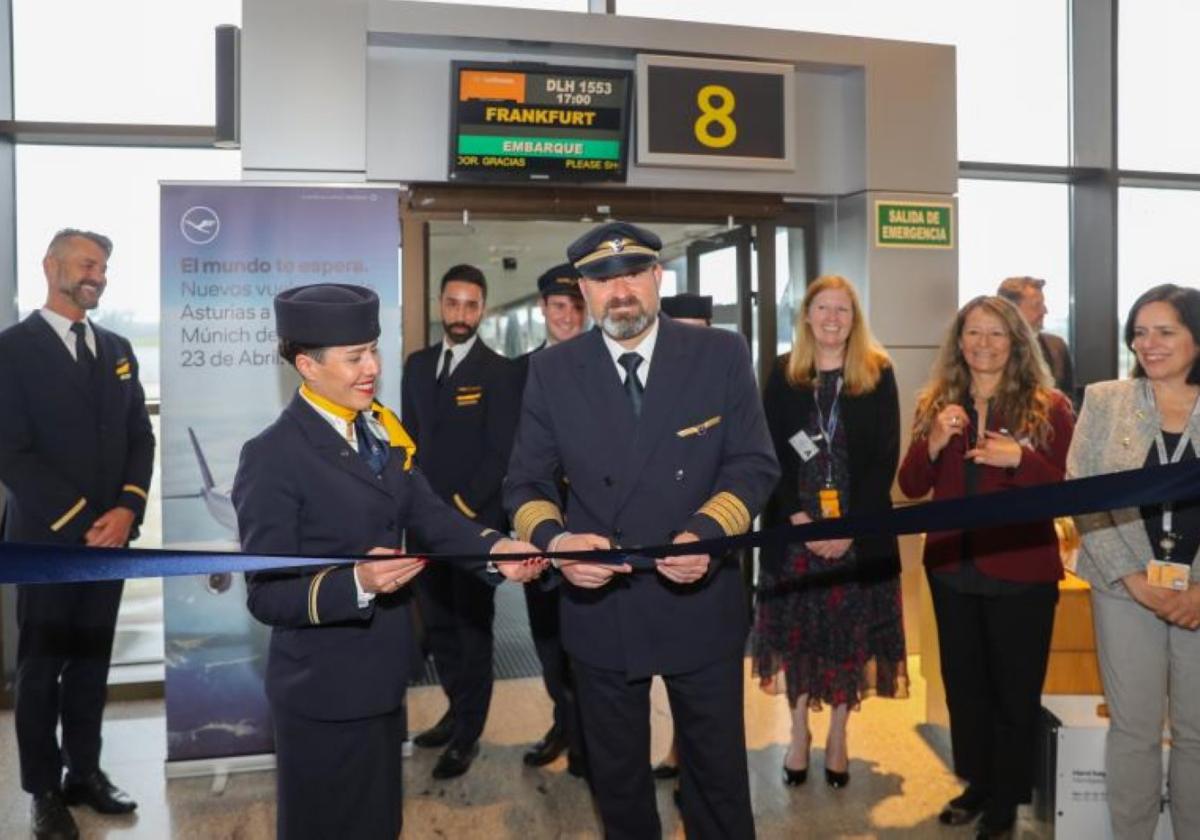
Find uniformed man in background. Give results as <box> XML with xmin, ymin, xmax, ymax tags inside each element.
<box><xmin>661</xmin><ymin>292</ymin><xmax>714</xmax><ymax>327</ymax></box>
<box><xmin>401</xmin><ymin>264</ymin><xmax>521</xmax><ymax>779</ymax></box>
<box><xmin>516</xmin><ymin>262</ymin><xmax>587</xmax><ymax>773</ymax></box>
<box><xmin>529</xmin><ymin>261</ymin><xmax>587</xmax><ymax>352</ymax></box>
<box><xmin>996</xmin><ymin>275</ymin><xmax>1076</xmax><ymax>398</ymax></box>
<box><xmin>506</xmin><ymin>222</ymin><xmax>779</xmax><ymax>839</ymax></box>
<box><xmin>0</xmin><ymin>229</ymin><xmax>154</xmax><ymax>840</ymax></box>
<box><xmin>233</xmin><ymin>283</ymin><xmax>542</xmax><ymax>840</ymax></box>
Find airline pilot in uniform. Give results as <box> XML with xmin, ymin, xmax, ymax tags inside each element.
<box><xmin>506</xmin><ymin>222</ymin><xmax>780</xmax><ymax>840</ymax></box>
<box><xmin>515</xmin><ymin>262</ymin><xmax>588</xmax><ymax>772</ymax></box>
<box><xmin>401</xmin><ymin>264</ymin><xmax>521</xmax><ymax>778</ymax></box>
<box><xmin>0</xmin><ymin>228</ymin><xmax>153</xmax><ymax>840</ymax></box>
<box><xmin>232</xmin><ymin>283</ymin><xmax>542</xmax><ymax>840</ymax></box>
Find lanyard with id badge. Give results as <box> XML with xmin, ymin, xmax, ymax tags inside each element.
<box><xmin>787</xmin><ymin>376</ymin><xmax>843</xmax><ymax>519</ymax></box>
<box><xmin>1145</xmin><ymin>380</ymin><xmax>1200</xmax><ymax>591</ymax></box>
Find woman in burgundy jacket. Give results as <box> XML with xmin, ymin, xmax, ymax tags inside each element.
<box><xmin>899</xmin><ymin>295</ymin><xmax>1074</xmax><ymax>840</ymax></box>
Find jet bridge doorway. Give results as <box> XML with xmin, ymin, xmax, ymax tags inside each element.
<box><xmin>399</xmin><ymin>184</ymin><xmax>818</xmax><ymax>388</ymax></box>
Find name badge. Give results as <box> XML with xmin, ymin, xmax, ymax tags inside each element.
<box><xmin>1148</xmin><ymin>559</ymin><xmax>1190</xmax><ymax>591</ymax></box>
<box><xmin>818</xmin><ymin>487</ymin><xmax>842</xmax><ymax>519</ymax></box>
<box><xmin>789</xmin><ymin>430</ymin><xmax>820</xmax><ymax>462</ymax></box>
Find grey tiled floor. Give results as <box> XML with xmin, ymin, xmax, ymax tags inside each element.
<box><xmin>0</xmin><ymin>657</ymin><xmax>1052</xmax><ymax>838</ymax></box>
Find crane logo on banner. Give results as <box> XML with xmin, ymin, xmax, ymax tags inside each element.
<box><xmin>180</xmin><ymin>206</ymin><xmax>221</xmax><ymax>245</ymax></box>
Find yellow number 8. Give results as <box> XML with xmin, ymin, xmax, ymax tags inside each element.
<box><xmin>694</xmin><ymin>84</ymin><xmax>737</xmax><ymax>149</ymax></box>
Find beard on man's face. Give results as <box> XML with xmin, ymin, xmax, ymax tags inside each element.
<box><xmin>59</xmin><ymin>276</ymin><xmax>106</xmax><ymax>311</ymax></box>
<box><xmin>443</xmin><ymin>320</ymin><xmax>478</xmax><ymax>343</ymax></box>
<box><xmin>599</xmin><ymin>295</ymin><xmax>654</xmax><ymax>341</ymax></box>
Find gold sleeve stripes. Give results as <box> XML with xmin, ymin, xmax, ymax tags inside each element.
<box><xmin>122</xmin><ymin>484</ymin><xmax>149</xmax><ymax>501</ymax></box>
<box><xmin>453</xmin><ymin>494</ymin><xmax>477</xmax><ymax>519</ymax></box>
<box><xmin>307</xmin><ymin>566</ymin><xmax>337</xmax><ymax>625</ymax></box>
<box><xmin>697</xmin><ymin>491</ymin><xmax>752</xmax><ymax>537</ymax></box>
<box><xmin>512</xmin><ymin>500</ymin><xmax>564</xmax><ymax>544</ymax></box>
<box><xmin>50</xmin><ymin>497</ymin><xmax>88</xmax><ymax>533</ymax></box>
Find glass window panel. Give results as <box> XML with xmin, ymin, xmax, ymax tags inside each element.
<box><xmin>957</xmin><ymin>179</ymin><xmax>1070</xmax><ymax>341</ymax></box>
<box><xmin>773</xmin><ymin>227</ymin><xmax>807</xmax><ymax>355</ymax></box>
<box><xmin>1119</xmin><ymin>1</ymin><xmax>1200</xmax><ymax>172</ymax></box>
<box><xmin>16</xmin><ymin>145</ymin><xmax>243</xmax><ymax>400</ymax></box>
<box><xmin>429</xmin><ymin>0</ymin><xmax>586</xmax><ymax>7</ymax></box>
<box><xmin>698</xmin><ymin>248</ymin><xmax>738</xmax><ymax>305</ymax></box>
<box><xmin>1117</xmin><ymin>188</ymin><xmax>1200</xmax><ymax>376</ymax></box>
<box><xmin>13</xmin><ymin>0</ymin><xmax>241</xmax><ymax>125</ymax></box>
<box><xmin>660</xmin><ymin>267</ymin><xmax>681</xmax><ymax>297</ymax></box>
<box><xmin>617</xmin><ymin>1</ymin><xmax>1068</xmax><ymax>165</ymax></box>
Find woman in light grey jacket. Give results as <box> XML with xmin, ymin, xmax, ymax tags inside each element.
<box><xmin>1067</xmin><ymin>283</ymin><xmax>1200</xmax><ymax>840</ymax></box>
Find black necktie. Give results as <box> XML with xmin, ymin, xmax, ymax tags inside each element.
<box><xmin>436</xmin><ymin>347</ymin><xmax>453</xmax><ymax>386</ymax></box>
<box><xmin>618</xmin><ymin>352</ymin><xmax>644</xmax><ymax>418</ymax></box>
<box><xmin>70</xmin><ymin>322</ymin><xmax>94</xmax><ymax>373</ymax></box>
<box><xmin>354</xmin><ymin>413</ymin><xmax>389</xmax><ymax>476</ymax></box>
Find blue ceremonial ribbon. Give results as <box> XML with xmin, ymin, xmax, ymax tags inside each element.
<box><xmin>2</xmin><ymin>459</ymin><xmax>1198</xmax><ymax>585</ymax></box>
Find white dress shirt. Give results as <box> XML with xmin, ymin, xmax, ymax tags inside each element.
<box><xmin>38</xmin><ymin>307</ymin><xmax>95</xmax><ymax>360</ymax></box>
<box><xmin>548</xmin><ymin>319</ymin><xmax>659</xmax><ymax>558</ymax></box>
<box><xmin>600</xmin><ymin>316</ymin><xmax>658</xmax><ymax>388</ymax></box>
<box><xmin>439</xmin><ymin>332</ymin><xmax>478</xmax><ymax>380</ymax></box>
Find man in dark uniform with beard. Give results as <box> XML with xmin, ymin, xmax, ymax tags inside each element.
<box><xmin>232</xmin><ymin>283</ymin><xmax>543</xmax><ymax>840</ymax></box>
<box><xmin>0</xmin><ymin>229</ymin><xmax>154</xmax><ymax>840</ymax></box>
<box><xmin>506</xmin><ymin>222</ymin><xmax>779</xmax><ymax>840</ymax></box>
<box><xmin>401</xmin><ymin>264</ymin><xmax>522</xmax><ymax>779</ymax></box>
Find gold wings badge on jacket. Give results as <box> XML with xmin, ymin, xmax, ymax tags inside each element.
<box><xmin>676</xmin><ymin>416</ymin><xmax>721</xmax><ymax>438</ymax></box>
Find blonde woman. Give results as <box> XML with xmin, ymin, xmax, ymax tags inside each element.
<box><xmin>753</xmin><ymin>275</ymin><xmax>908</xmax><ymax>790</ymax></box>
<box><xmin>898</xmin><ymin>295</ymin><xmax>1074</xmax><ymax>840</ymax></box>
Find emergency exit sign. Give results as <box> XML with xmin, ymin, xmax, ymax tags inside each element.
<box><xmin>875</xmin><ymin>201</ymin><xmax>954</xmax><ymax>249</ymax></box>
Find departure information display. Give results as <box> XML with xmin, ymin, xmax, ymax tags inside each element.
<box><xmin>449</xmin><ymin>62</ymin><xmax>633</xmax><ymax>183</ymax></box>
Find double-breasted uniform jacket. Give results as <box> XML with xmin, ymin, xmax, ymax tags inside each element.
<box><xmin>760</xmin><ymin>356</ymin><xmax>902</xmax><ymax>578</ymax></box>
<box><xmin>515</xmin><ymin>340</ymin><xmax>570</xmax><ymax>506</ymax></box>
<box><xmin>505</xmin><ymin>316</ymin><xmax>780</xmax><ymax>678</ymax></box>
<box><xmin>231</xmin><ymin>393</ymin><xmax>503</xmax><ymax>721</ymax></box>
<box><xmin>0</xmin><ymin>312</ymin><xmax>154</xmax><ymax>544</ymax></box>
<box><xmin>1068</xmin><ymin>378</ymin><xmax>1200</xmax><ymax>594</ymax></box>
<box><xmin>402</xmin><ymin>338</ymin><xmax>520</xmax><ymax>533</ymax></box>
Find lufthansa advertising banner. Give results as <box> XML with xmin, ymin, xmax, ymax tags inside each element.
<box><xmin>158</xmin><ymin>183</ymin><xmax>400</xmax><ymax>765</ymax></box>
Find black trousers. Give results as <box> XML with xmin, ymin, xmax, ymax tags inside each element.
<box><xmin>572</xmin><ymin>654</ymin><xmax>755</xmax><ymax>840</ymax></box>
<box><xmin>415</xmin><ymin>560</ymin><xmax>495</xmax><ymax>748</ymax></box>
<box><xmin>15</xmin><ymin>580</ymin><xmax>124</xmax><ymax>794</ymax></box>
<box><xmin>929</xmin><ymin>574</ymin><xmax>1058</xmax><ymax>815</ymax></box>
<box><xmin>523</xmin><ymin>583</ymin><xmax>585</xmax><ymax>759</ymax></box>
<box><xmin>272</xmin><ymin>703</ymin><xmax>405</xmax><ymax>840</ymax></box>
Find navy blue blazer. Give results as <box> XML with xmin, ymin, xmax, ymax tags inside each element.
<box><xmin>505</xmin><ymin>316</ymin><xmax>780</xmax><ymax>677</ymax></box>
<box><xmin>0</xmin><ymin>312</ymin><xmax>154</xmax><ymax>544</ymax></box>
<box><xmin>401</xmin><ymin>337</ymin><xmax>520</xmax><ymax>532</ymax></box>
<box><xmin>232</xmin><ymin>393</ymin><xmax>503</xmax><ymax>721</ymax></box>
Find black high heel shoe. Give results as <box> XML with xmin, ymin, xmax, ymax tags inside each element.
<box><xmin>783</xmin><ymin>764</ymin><xmax>808</xmax><ymax>786</ymax></box>
<box><xmin>824</xmin><ymin>767</ymin><xmax>850</xmax><ymax>788</ymax></box>
<box><xmin>783</xmin><ymin>734</ymin><xmax>811</xmax><ymax>786</ymax></box>
<box><xmin>825</xmin><ymin>735</ymin><xmax>850</xmax><ymax>788</ymax></box>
